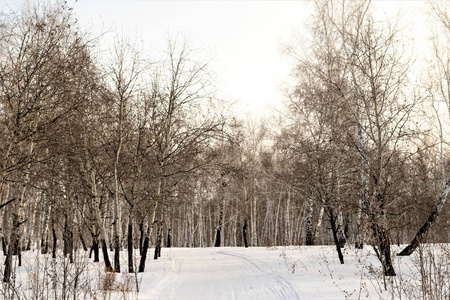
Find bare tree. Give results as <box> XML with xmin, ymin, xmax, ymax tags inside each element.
<box><xmin>398</xmin><ymin>0</ymin><xmax>450</xmax><ymax>256</ymax></box>
<box><xmin>138</xmin><ymin>36</ymin><xmax>220</xmax><ymax>272</ymax></box>
<box><xmin>342</xmin><ymin>1</ymin><xmax>415</xmax><ymax>275</ymax></box>
<box><xmin>106</xmin><ymin>37</ymin><xmax>145</xmax><ymax>272</ymax></box>
<box><xmin>0</xmin><ymin>2</ymin><xmax>99</xmax><ymax>281</ymax></box>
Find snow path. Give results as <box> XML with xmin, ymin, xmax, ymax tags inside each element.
<box><xmin>97</xmin><ymin>245</ymin><xmax>435</xmax><ymax>299</ymax></box>
<box><xmin>141</xmin><ymin>247</ymin><xmax>301</xmax><ymax>300</ymax></box>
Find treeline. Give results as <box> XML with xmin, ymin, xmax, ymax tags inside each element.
<box><xmin>0</xmin><ymin>0</ymin><xmax>449</xmax><ymax>281</ymax></box>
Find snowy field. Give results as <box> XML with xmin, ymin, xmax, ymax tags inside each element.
<box><xmin>1</xmin><ymin>245</ymin><xmax>449</xmax><ymax>299</ymax></box>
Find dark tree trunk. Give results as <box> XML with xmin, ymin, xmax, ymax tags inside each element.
<box><xmin>243</xmin><ymin>219</ymin><xmax>248</xmax><ymax>248</ymax></box>
<box><xmin>2</xmin><ymin>236</ymin><xmax>7</xmax><ymax>256</ymax></box>
<box><xmin>153</xmin><ymin>246</ymin><xmax>160</xmax><ymax>260</ymax></box>
<box><xmin>52</xmin><ymin>227</ymin><xmax>57</xmax><ymax>259</ymax></box>
<box><xmin>3</xmin><ymin>217</ymin><xmax>16</xmax><ymax>282</ymax></box>
<box><xmin>91</xmin><ymin>237</ymin><xmax>99</xmax><ymax>262</ymax></box>
<box><xmin>128</xmin><ymin>218</ymin><xmax>133</xmax><ymax>273</ymax></box>
<box><xmin>214</xmin><ymin>228</ymin><xmax>221</xmax><ymax>247</ymax></box>
<box><xmin>372</xmin><ymin>223</ymin><xmax>396</xmax><ymax>276</ymax></box>
<box><xmin>79</xmin><ymin>231</ymin><xmax>88</xmax><ymax>252</ymax></box>
<box><xmin>113</xmin><ymin>216</ymin><xmax>120</xmax><ymax>273</ymax></box>
<box><xmin>26</xmin><ymin>238</ymin><xmax>31</xmax><ymax>251</ymax></box>
<box><xmin>167</xmin><ymin>228</ymin><xmax>171</xmax><ymax>248</ymax></box>
<box><xmin>381</xmin><ymin>236</ymin><xmax>396</xmax><ymax>276</ymax></box>
<box><xmin>329</xmin><ymin>209</ymin><xmax>344</xmax><ymax>264</ymax></box>
<box><xmin>4</xmin><ymin>208</ymin><xmax>22</xmax><ymax>280</ymax></box>
<box><xmin>214</xmin><ymin>173</ymin><xmax>226</xmax><ymax>247</ymax></box>
<box><xmin>113</xmin><ymin>241</ymin><xmax>120</xmax><ymax>273</ymax></box>
<box><xmin>3</xmin><ymin>253</ymin><xmax>12</xmax><ymax>283</ymax></box>
<box><xmin>101</xmin><ymin>238</ymin><xmax>113</xmax><ymax>272</ymax></box>
<box><xmin>12</xmin><ymin>233</ymin><xmax>19</xmax><ymax>256</ymax></box>
<box><xmin>41</xmin><ymin>235</ymin><xmax>48</xmax><ymax>254</ymax></box>
<box><xmin>154</xmin><ymin>223</ymin><xmax>162</xmax><ymax>260</ymax></box>
<box><xmin>12</xmin><ymin>217</ymin><xmax>19</xmax><ymax>256</ymax></box>
<box><xmin>398</xmin><ymin>179</ymin><xmax>450</xmax><ymax>256</ymax></box>
<box><xmin>138</xmin><ymin>236</ymin><xmax>149</xmax><ymax>272</ymax></box>
<box><xmin>305</xmin><ymin>230</ymin><xmax>315</xmax><ymax>246</ymax></box>
<box><xmin>139</xmin><ymin>222</ymin><xmax>144</xmax><ymax>255</ymax></box>
<box><xmin>63</xmin><ymin>213</ymin><xmax>74</xmax><ymax>263</ymax></box>
<box><xmin>67</xmin><ymin>230</ymin><xmax>74</xmax><ymax>263</ymax></box>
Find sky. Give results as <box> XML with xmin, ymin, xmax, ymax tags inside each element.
<box><xmin>0</xmin><ymin>0</ymin><xmax>312</xmax><ymax>120</ymax></box>
<box><xmin>0</xmin><ymin>0</ymin><xmax>429</xmax><ymax>121</ymax></box>
<box><xmin>67</xmin><ymin>1</ymin><xmax>312</xmax><ymax>120</ymax></box>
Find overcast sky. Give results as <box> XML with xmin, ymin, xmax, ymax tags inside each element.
<box><xmin>70</xmin><ymin>1</ymin><xmax>312</xmax><ymax>120</ymax></box>
<box><xmin>1</xmin><ymin>0</ymin><xmax>428</xmax><ymax>120</ymax></box>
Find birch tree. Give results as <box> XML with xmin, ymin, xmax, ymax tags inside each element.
<box><xmin>106</xmin><ymin>38</ymin><xmax>145</xmax><ymax>272</ymax></box>
<box><xmin>0</xmin><ymin>2</ymin><xmax>97</xmax><ymax>281</ymax></box>
<box><xmin>398</xmin><ymin>0</ymin><xmax>450</xmax><ymax>256</ymax></box>
<box><xmin>138</xmin><ymin>37</ymin><xmax>220</xmax><ymax>271</ymax></box>
<box><xmin>287</xmin><ymin>0</ymin><xmax>353</xmax><ymax>263</ymax></box>
<box><xmin>342</xmin><ymin>1</ymin><xmax>415</xmax><ymax>275</ymax></box>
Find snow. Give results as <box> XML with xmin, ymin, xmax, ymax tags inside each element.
<box><xmin>145</xmin><ymin>248</ymin><xmax>300</xmax><ymax>299</ymax></box>
<box><xmin>3</xmin><ymin>244</ymin><xmax>450</xmax><ymax>299</ymax></box>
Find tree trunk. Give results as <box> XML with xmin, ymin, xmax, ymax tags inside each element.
<box><xmin>251</xmin><ymin>179</ymin><xmax>257</xmax><ymax>246</ymax></box>
<box><xmin>113</xmin><ymin>157</ymin><xmax>121</xmax><ymax>273</ymax></box>
<box><xmin>242</xmin><ymin>219</ymin><xmax>248</xmax><ymax>248</ymax></box>
<box><xmin>274</xmin><ymin>191</ymin><xmax>281</xmax><ymax>245</ymax></box>
<box><xmin>138</xmin><ymin>200</ymin><xmax>158</xmax><ymax>273</ymax></box>
<box><xmin>52</xmin><ymin>225</ymin><xmax>57</xmax><ymax>259</ymax></box>
<box><xmin>128</xmin><ymin>213</ymin><xmax>133</xmax><ymax>273</ymax></box>
<box><xmin>305</xmin><ymin>199</ymin><xmax>315</xmax><ymax>246</ymax></box>
<box><xmin>139</xmin><ymin>221</ymin><xmax>144</xmax><ymax>255</ymax></box>
<box><xmin>79</xmin><ymin>231</ymin><xmax>88</xmax><ymax>252</ymax></box>
<box><xmin>63</xmin><ymin>212</ymin><xmax>74</xmax><ymax>263</ymax></box>
<box><xmin>214</xmin><ymin>225</ymin><xmax>222</xmax><ymax>247</ymax></box>
<box><xmin>284</xmin><ymin>187</ymin><xmax>291</xmax><ymax>245</ymax></box>
<box><xmin>352</xmin><ymin>59</ymin><xmax>369</xmax><ymax>251</ymax></box>
<box><xmin>91</xmin><ymin>235</ymin><xmax>99</xmax><ymax>262</ymax></box>
<box><xmin>84</xmin><ymin>131</ymin><xmax>111</xmax><ymax>270</ymax></box>
<box><xmin>3</xmin><ymin>212</ymin><xmax>19</xmax><ymax>282</ymax></box>
<box><xmin>242</xmin><ymin>174</ymin><xmax>250</xmax><ymax>248</ymax></box>
<box><xmin>113</xmin><ymin>234</ymin><xmax>120</xmax><ymax>273</ymax></box>
<box><xmin>3</xmin><ymin>252</ymin><xmax>12</xmax><ymax>283</ymax></box>
<box><xmin>329</xmin><ymin>208</ymin><xmax>344</xmax><ymax>264</ymax></box>
<box><xmin>214</xmin><ymin>173</ymin><xmax>226</xmax><ymax>247</ymax></box>
<box><xmin>41</xmin><ymin>198</ymin><xmax>51</xmax><ymax>254</ymax></box>
<box><xmin>154</xmin><ymin>220</ymin><xmax>163</xmax><ymax>260</ymax></box>
<box><xmin>8</xmin><ymin>137</ymin><xmax>36</xmax><ymax>271</ymax></box>
<box><xmin>336</xmin><ymin>209</ymin><xmax>347</xmax><ymax>248</ymax></box>
<box><xmin>398</xmin><ymin>179</ymin><xmax>450</xmax><ymax>256</ymax></box>
<box><xmin>101</xmin><ymin>238</ymin><xmax>113</xmax><ymax>272</ymax></box>
<box><xmin>75</xmin><ymin>202</ymin><xmax>88</xmax><ymax>251</ymax></box>
<box><xmin>138</xmin><ymin>235</ymin><xmax>149</xmax><ymax>273</ymax></box>
<box><xmin>372</xmin><ymin>223</ymin><xmax>396</xmax><ymax>276</ymax></box>
<box><xmin>1</xmin><ymin>233</ymin><xmax>6</xmax><ymax>256</ymax></box>
<box><xmin>167</xmin><ymin>227</ymin><xmax>172</xmax><ymax>248</ymax></box>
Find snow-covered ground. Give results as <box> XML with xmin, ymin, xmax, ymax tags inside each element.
<box><xmin>140</xmin><ymin>246</ymin><xmax>400</xmax><ymax>300</ymax></box>
<box><xmin>2</xmin><ymin>244</ymin><xmax>449</xmax><ymax>299</ymax></box>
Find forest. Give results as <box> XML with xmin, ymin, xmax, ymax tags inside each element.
<box><xmin>0</xmin><ymin>0</ymin><xmax>449</xmax><ymax>289</ymax></box>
